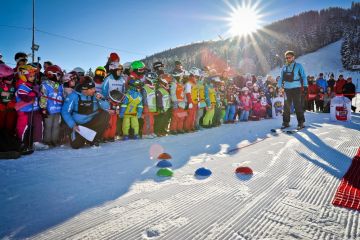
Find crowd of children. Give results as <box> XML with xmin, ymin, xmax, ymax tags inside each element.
<box><xmin>0</xmin><ymin>51</ymin><xmax>357</xmax><ymax>158</ymax></box>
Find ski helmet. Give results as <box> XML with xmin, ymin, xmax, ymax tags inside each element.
<box><xmin>189</xmin><ymin>67</ymin><xmax>201</xmax><ymax>77</ymax></box>
<box><xmin>62</xmin><ymin>73</ymin><xmax>77</xmax><ymax>83</ymax></box>
<box><xmin>131</xmin><ymin>61</ymin><xmax>145</xmax><ymax>72</ymax></box>
<box><xmin>45</xmin><ymin>65</ymin><xmax>63</xmax><ymax>81</ymax></box>
<box><xmin>72</xmin><ymin>67</ymin><xmax>85</xmax><ymax>76</ymax></box>
<box><xmin>0</xmin><ymin>64</ymin><xmax>14</xmax><ymax>79</ymax></box>
<box><xmin>153</xmin><ymin>61</ymin><xmax>164</xmax><ymax>71</ymax></box>
<box><xmin>109</xmin><ymin>62</ymin><xmax>123</xmax><ymax>71</ymax></box>
<box><xmin>109</xmin><ymin>52</ymin><xmax>120</xmax><ymax>62</ymax></box>
<box><xmin>109</xmin><ymin>89</ymin><xmax>125</xmax><ymax>103</ymax></box>
<box><xmin>18</xmin><ymin>64</ymin><xmax>37</xmax><ymax>82</ymax></box>
<box><xmin>95</xmin><ymin>66</ymin><xmax>107</xmax><ymax>77</ymax></box>
<box><xmin>128</xmin><ymin>78</ymin><xmax>143</xmax><ymax>89</ymax></box>
<box><xmin>241</xmin><ymin>87</ymin><xmax>249</xmax><ymax>92</ymax></box>
<box><xmin>145</xmin><ymin>72</ymin><xmax>158</xmax><ymax>83</ymax></box>
<box><xmin>14</xmin><ymin>52</ymin><xmax>28</xmax><ymax>64</ymax></box>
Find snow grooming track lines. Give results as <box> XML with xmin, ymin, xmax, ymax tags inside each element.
<box><xmin>12</xmin><ymin>113</ymin><xmax>360</xmax><ymax>239</ymax></box>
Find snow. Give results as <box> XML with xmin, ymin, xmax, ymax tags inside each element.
<box><xmin>1</xmin><ymin>40</ymin><xmax>360</xmax><ymax>239</ymax></box>
<box><xmin>1</xmin><ymin>112</ymin><xmax>360</xmax><ymax>239</ymax></box>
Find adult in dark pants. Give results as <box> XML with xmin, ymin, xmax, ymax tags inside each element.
<box><xmin>342</xmin><ymin>77</ymin><xmax>356</xmax><ymax>112</ymax></box>
<box><xmin>61</xmin><ymin>77</ymin><xmax>110</xmax><ymax>149</ymax></box>
<box><xmin>277</xmin><ymin>51</ymin><xmax>308</xmax><ymax>130</ymax></box>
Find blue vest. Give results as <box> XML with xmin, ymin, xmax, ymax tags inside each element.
<box><xmin>43</xmin><ymin>81</ymin><xmax>64</xmax><ymax>114</ymax></box>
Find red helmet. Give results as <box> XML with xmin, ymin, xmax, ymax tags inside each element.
<box><xmin>45</xmin><ymin>65</ymin><xmax>63</xmax><ymax>81</ymax></box>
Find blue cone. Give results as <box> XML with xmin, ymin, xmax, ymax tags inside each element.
<box><xmin>195</xmin><ymin>167</ymin><xmax>212</xmax><ymax>177</ymax></box>
<box><xmin>156</xmin><ymin>160</ymin><xmax>173</xmax><ymax>168</ymax></box>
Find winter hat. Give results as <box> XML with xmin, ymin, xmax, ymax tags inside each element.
<box><xmin>241</xmin><ymin>87</ymin><xmax>249</xmax><ymax>92</ymax></box>
<box><xmin>14</xmin><ymin>52</ymin><xmax>28</xmax><ymax>64</ymax></box>
<box><xmin>109</xmin><ymin>52</ymin><xmax>120</xmax><ymax>62</ymax></box>
<box><xmin>81</xmin><ymin>76</ymin><xmax>95</xmax><ymax>90</ymax></box>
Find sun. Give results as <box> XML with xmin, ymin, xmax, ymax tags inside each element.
<box><xmin>228</xmin><ymin>6</ymin><xmax>261</xmax><ymax>37</ymax></box>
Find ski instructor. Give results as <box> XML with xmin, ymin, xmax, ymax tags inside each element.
<box><xmin>278</xmin><ymin>51</ymin><xmax>308</xmax><ymax>130</ymax></box>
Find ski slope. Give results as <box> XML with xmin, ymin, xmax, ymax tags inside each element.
<box><xmin>1</xmin><ymin>113</ymin><xmax>360</xmax><ymax>239</ymax></box>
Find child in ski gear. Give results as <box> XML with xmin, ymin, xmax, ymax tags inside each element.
<box><xmin>40</xmin><ymin>65</ymin><xmax>64</xmax><ymax>146</ymax></box>
<box><xmin>323</xmin><ymin>87</ymin><xmax>334</xmax><ymax>113</ymax></box>
<box><xmin>103</xmin><ymin>89</ymin><xmax>124</xmax><ymax>142</ymax></box>
<box><xmin>265</xmin><ymin>85</ymin><xmax>275</xmax><ymax>118</ymax></box>
<box><xmin>224</xmin><ymin>83</ymin><xmax>237</xmax><ymax>123</ymax></box>
<box><xmin>278</xmin><ymin>51</ymin><xmax>307</xmax><ymax>130</ymax></box>
<box><xmin>252</xmin><ymin>90</ymin><xmax>270</xmax><ymax>119</ymax></box>
<box><xmin>202</xmin><ymin>77</ymin><xmax>217</xmax><ymax>127</ymax></box>
<box><xmin>152</xmin><ymin>61</ymin><xmax>166</xmax><ymax>76</ymax></box>
<box><xmin>334</xmin><ymin>75</ymin><xmax>346</xmax><ymax>94</ymax></box>
<box><xmin>316</xmin><ymin>73</ymin><xmax>327</xmax><ymax>93</ymax></box>
<box><xmin>342</xmin><ymin>77</ymin><xmax>356</xmax><ymax>112</ymax></box>
<box><xmin>104</xmin><ymin>52</ymin><xmax>120</xmax><ymax>73</ymax></box>
<box><xmin>102</xmin><ymin>62</ymin><xmax>125</xmax><ymax>98</ymax></box>
<box><xmin>272</xmin><ymin>89</ymin><xmax>285</xmax><ymax>118</ymax></box>
<box><xmin>169</xmin><ymin>69</ymin><xmax>187</xmax><ymax>134</ymax></box>
<box><xmin>61</xmin><ymin>77</ymin><xmax>110</xmax><ymax>149</ymax></box>
<box><xmin>62</xmin><ymin>72</ymin><xmax>77</xmax><ymax>98</ymax></box>
<box><xmin>316</xmin><ymin>87</ymin><xmax>325</xmax><ymax>112</ymax></box>
<box><xmin>213</xmin><ymin>78</ymin><xmax>225</xmax><ymax>126</ymax></box>
<box><xmin>154</xmin><ymin>73</ymin><xmax>172</xmax><ymax>136</ymax></box>
<box><xmin>94</xmin><ymin>66</ymin><xmax>107</xmax><ymax>93</ymax></box>
<box><xmin>16</xmin><ymin>65</ymin><xmax>48</xmax><ymax>151</ymax></box>
<box><xmin>196</xmin><ymin>72</ymin><xmax>206</xmax><ymax>129</ymax></box>
<box><xmin>120</xmin><ymin>61</ymin><xmax>145</xmax><ymax>140</ymax></box>
<box><xmin>142</xmin><ymin>72</ymin><xmax>158</xmax><ymax>138</ymax></box>
<box><xmin>239</xmin><ymin>87</ymin><xmax>252</xmax><ymax>121</ymax></box>
<box><xmin>0</xmin><ymin>64</ymin><xmax>17</xmax><ymax>136</ymax></box>
<box><xmin>307</xmin><ymin>76</ymin><xmax>318</xmax><ymax>111</ymax></box>
<box><xmin>184</xmin><ymin>67</ymin><xmax>201</xmax><ymax>132</ymax></box>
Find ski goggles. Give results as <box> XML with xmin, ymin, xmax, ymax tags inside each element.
<box><xmin>95</xmin><ymin>69</ymin><xmax>106</xmax><ymax>77</ymax></box>
<box><xmin>134</xmin><ymin>68</ymin><xmax>145</xmax><ymax>76</ymax></box>
<box><xmin>47</xmin><ymin>71</ymin><xmax>63</xmax><ymax>80</ymax></box>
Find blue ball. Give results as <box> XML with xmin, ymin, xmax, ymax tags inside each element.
<box><xmin>156</xmin><ymin>160</ymin><xmax>172</xmax><ymax>168</ymax></box>
<box><xmin>195</xmin><ymin>167</ymin><xmax>212</xmax><ymax>177</ymax></box>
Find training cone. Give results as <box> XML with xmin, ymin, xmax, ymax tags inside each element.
<box><xmin>157</xmin><ymin>152</ymin><xmax>172</xmax><ymax>160</ymax></box>
<box><xmin>156</xmin><ymin>160</ymin><xmax>173</xmax><ymax>168</ymax></box>
<box><xmin>235</xmin><ymin>166</ymin><xmax>253</xmax><ymax>175</ymax></box>
<box><xmin>195</xmin><ymin>167</ymin><xmax>212</xmax><ymax>177</ymax></box>
<box><xmin>157</xmin><ymin>168</ymin><xmax>173</xmax><ymax>177</ymax></box>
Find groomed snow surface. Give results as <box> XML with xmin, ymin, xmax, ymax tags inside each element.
<box><xmin>1</xmin><ymin>112</ymin><xmax>360</xmax><ymax>240</ymax></box>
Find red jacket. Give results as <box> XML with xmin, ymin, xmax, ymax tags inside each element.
<box><xmin>334</xmin><ymin>79</ymin><xmax>347</xmax><ymax>94</ymax></box>
<box><xmin>307</xmin><ymin>84</ymin><xmax>318</xmax><ymax>101</ymax></box>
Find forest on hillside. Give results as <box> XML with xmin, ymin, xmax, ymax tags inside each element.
<box><xmin>143</xmin><ymin>2</ymin><xmax>360</xmax><ymax>75</ymax></box>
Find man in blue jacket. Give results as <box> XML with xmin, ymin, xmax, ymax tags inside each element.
<box><xmin>278</xmin><ymin>51</ymin><xmax>308</xmax><ymax>130</ymax></box>
<box><xmin>61</xmin><ymin>77</ymin><xmax>110</xmax><ymax>149</ymax></box>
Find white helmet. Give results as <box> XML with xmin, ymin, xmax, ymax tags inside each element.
<box><xmin>72</xmin><ymin>67</ymin><xmax>85</xmax><ymax>75</ymax></box>
<box><xmin>241</xmin><ymin>87</ymin><xmax>249</xmax><ymax>92</ymax></box>
<box><xmin>189</xmin><ymin>67</ymin><xmax>201</xmax><ymax>77</ymax></box>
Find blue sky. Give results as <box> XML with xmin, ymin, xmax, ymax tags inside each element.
<box><xmin>0</xmin><ymin>0</ymin><xmax>355</xmax><ymax>71</ymax></box>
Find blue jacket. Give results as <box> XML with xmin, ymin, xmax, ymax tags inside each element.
<box><xmin>278</xmin><ymin>62</ymin><xmax>307</xmax><ymax>89</ymax></box>
<box><xmin>316</xmin><ymin>78</ymin><xmax>328</xmax><ymax>91</ymax></box>
<box><xmin>40</xmin><ymin>80</ymin><xmax>64</xmax><ymax>114</ymax></box>
<box><xmin>119</xmin><ymin>88</ymin><xmax>143</xmax><ymax>118</ymax></box>
<box><xmin>61</xmin><ymin>91</ymin><xmax>109</xmax><ymax>128</ymax></box>
<box><xmin>102</xmin><ymin>74</ymin><xmax>126</xmax><ymax>98</ymax></box>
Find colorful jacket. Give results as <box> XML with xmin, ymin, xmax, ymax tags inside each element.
<box><xmin>15</xmin><ymin>83</ymin><xmax>40</xmax><ymax>112</ymax></box>
<box><xmin>156</xmin><ymin>87</ymin><xmax>171</xmax><ymax>112</ymax></box>
<box><xmin>40</xmin><ymin>79</ymin><xmax>64</xmax><ymax>114</ymax></box>
<box><xmin>142</xmin><ymin>84</ymin><xmax>157</xmax><ymax>112</ymax></box>
<box><xmin>61</xmin><ymin>91</ymin><xmax>109</xmax><ymax>128</ymax></box>
<box><xmin>205</xmin><ymin>83</ymin><xmax>217</xmax><ymax>107</ymax></box>
<box><xmin>0</xmin><ymin>82</ymin><xmax>16</xmax><ymax>104</ymax></box>
<box><xmin>119</xmin><ymin>88</ymin><xmax>143</xmax><ymax>118</ymax></box>
<box><xmin>170</xmin><ymin>81</ymin><xmax>186</xmax><ymax>109</ymax></box>
<box><xmin>239</xmin><ymin>95</ymin><xmax>252</xmax><ymax>111</ymax></box>
<box><xmin>316</xmin><ymin>78</ymin><xmax>328</xmax><ymax>92</ymax></box>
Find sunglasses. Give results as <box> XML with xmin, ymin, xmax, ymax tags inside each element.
<box><xmin>95</xmin><ymin>69</ymin><xmax>106</xmax><ymax>77</ymax></box>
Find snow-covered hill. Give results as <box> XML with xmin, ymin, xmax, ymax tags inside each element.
<box><xmin>1</xmin><ymin>113</ymin><xmax>360</xmax><ymax>239</ymax></box>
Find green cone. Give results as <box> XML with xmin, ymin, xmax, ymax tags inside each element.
<box><xmin>157</xmin><ymin>168</ymin><xmax>173</xmax><ymax>177</ymax></box>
